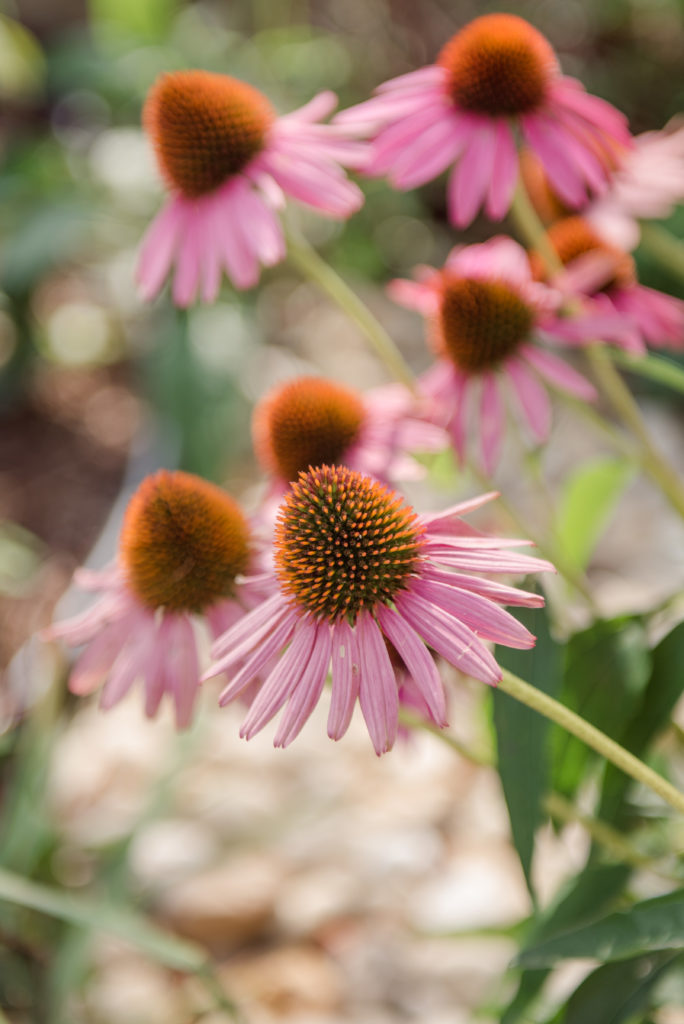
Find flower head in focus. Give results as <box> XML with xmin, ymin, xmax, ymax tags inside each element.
<box><xmin>138</xmin><ymin>72</ymin><xmax>366</xmax><ymax>306</ymax></box>
<box><xmin>336</xmin><ymin>13</ymin><xmax>630</xmax><ymax>227</ymax></box>
<box><xmin>252</xmin><ymin>375</ymin><xmax>446</xmax><ymax>494</ymax></box>
<box><xmin>389</xmin><ymin>236</ymin><xmax>602</xmax><ymax>473</ymax></box>
<box><xmin>532</xmin><ymin>217</ymin><xmax>684</xmax><ymax>351</ymax></box>
<box><xmin>206</xmin><ymin>465</ymin><xmax>553</xmax><ymax>755</ymax></box>
<box><xmin>44</xmin><ymin>470</ymin><xmax>260</xmax><ymax>728</ymax></box>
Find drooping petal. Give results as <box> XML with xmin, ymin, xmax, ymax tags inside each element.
<box><xmin>274</xmin><ymin>622</ymin><xmax>332</xmax><ymax>747</ymax></box>
<box><xmin>479</xmin><ymin>373</ymin><xmax>504</xmax><ymax>474</ymax></box>
<box><xmin>505</xmin><ymin>357</ymin><xmax>552</xmax><ymax>442</ymax></box>
<box><xmin>356</xmin><ymin>611</ymin><xmax>399</xmax><ymax>755</ymax></box>
<box><xmin>328</xmin><ymin>619</ymin><xmax>360</xmax><ymax>740</ymax></box>
<box><xmin>239</xmin><ymin>618</ymin><xmax>318</xmax><ymax>739</ymax></box>
<box><xmin>376</xmin><ymin>603</ymin><xmax>447</xmax><ymax>726</ymax></box>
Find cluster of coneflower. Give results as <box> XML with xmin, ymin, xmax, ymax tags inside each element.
<box><xmin>47</xmin><ymin>14</ymin><xmax>684</xmax><ymax>755</ymax></box>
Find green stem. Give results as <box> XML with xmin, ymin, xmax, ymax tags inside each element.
<box><xmin>398</xmin><ymin>709</ymin><xmax>491</xmax><ymax>766</ymax></box>
<box><xmin>586</xmin><ymin>345</ymin><xmax>684</xmax><ymax>521</ymax></box>
<box><xmin>510</xmin><ymin>182</ymin><xmax>564</xmax><ymax>275</ymax></box>
<box><xmin>499</xmin><ymin>670</ymin><xmax>684</xmax><ymax>815</ymax></box>
<box><xmin>543</xmin><ymin>792</ymin><xmax>681</xmax><ymax>883</ymax></box>
<box><xmin>639</xmin><ymin>222</ymin><xmax>684</xmax><ymax>285</ymax></box>
<box><xmin>285</xmin><ymin>228</ymin><xmax>418</xmax><ymax>394</ymax></box>
<box><xmin>511</xmin><ymin>179</ymin><xmax>684</xmax><ymax>523</ymax></box>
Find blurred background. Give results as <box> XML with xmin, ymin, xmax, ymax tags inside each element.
<box><xmin>1</xmin><ymin>1</ymin><xmax>684</xmax><ymax>1021</ymax></box>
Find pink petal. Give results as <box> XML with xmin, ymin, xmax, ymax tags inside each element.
<box><xmin>485</xmin><ymin>120</ymin><xmax>518</xmax><ymax>220</ymax></box>
<box><xmin>521</xmin><ymin>344</ymin><xmax>597</xmax><ymax>400</ymax></box>
<box><xmin>137</xmin><ymin>199</ymin><xmax>184</xmax><ymax>301</ymax></box>
<box><xmin>505</xmin><ymin>357</ymin><xmax>552</xmax><ymax>442</ymax></box>
<box><xmin>217</xmin><ymin>612</ymin><xmax>297</xmax><ymax>706</ymax></box>
<box><xmin>211</xmin><ymin>593</ymin><xmax>288</xmax><ymax>662</ymax></box>
<box><xmin>164</xmin><ymin>614</ymin><xmax>200</xmax><ymax>729</ymax></box>
<box><xmin>448</xmin><ymin>123</ymin><xmax>497</xmax><ymax>227</ymax></box>
<box><xmin>396</xmin><ymin>590</ymin><xmax>502</xmax><ymax>685</ymax></box>
<box><xmin>274</xmin><ymin>622</ymin><xmax>332</xmax><ymax>747</ymax></box>
<box><xmin>328</xmin><ymin>619</ymin><xmax>360</xmax><ymax>740</ymax></box>
<box><xmin>240</xmin><ymin>618</ymin><xmax>317</xmax><ymax>740</ymax></box>
<box><xmin>375</xmin><ymin>604</ymin><xmax>447</xmax><ymax>726</ymax></box>
<box><xmin>356</xmin><ymin>611</ymin><xmax>399</xmax><ymax>755</ymax></box>
<box><xmin>409</xmin><ymin>578</ymin><xmax>536</xmax><ymax>650</ymax></box>
<box><xmin>479</xmin><ymin>373</ymin><xmax>504</xmax><ymax>475</ymax></box>
<box><xmin>421</xmin><ymin>565</ymin><xmax>546</xmax><ymax>608</ymax></box>
<box><xmin>521</xmin><ymin>114</ymin><xmax>587</xmax><ymax>208</ymax></box>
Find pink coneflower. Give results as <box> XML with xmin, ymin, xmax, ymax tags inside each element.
<box><xmin>206</xmin><ymin>465</ymin><xmax>553</xmax><ymax>755</ymax></box>
<box><xmin>44</xmin><ymin>471</ymin><xmax>258</xmax><ymax>728</ymax></box>
<box><xmin>531</xmin><ymin>217</ymin><xmax>684</xmax><ymax>351</ymax></box>
<box><xmin>335</xmin><ymin>13</ymin><xmax>631</xmax><ymax>227</ymax></box>
<box><xmin>252</xmin><ymin>375</ymin><xmax>446</xmax><ymax>493</ymax></box>
<box><xmin>137</xmin><ymin>72</ymin><xmax>365</xmax><ymax>305</ymax></box>
<box><xmin>389</xmin><ymin>236</ymin><xmax>608</xmax><ymax>473</ymax></box>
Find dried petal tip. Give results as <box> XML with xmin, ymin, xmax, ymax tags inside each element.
<box><xmin>253</xmin><ymin>377</ymin><xmax>365</xmax><ymax>483</ymax></box>
<box><xmin>121</xmin><ymin>470</ymin><xmax>250</xmax><ymax>612</ymax></box>
<box><xmin>438</xmin><ymin>14</ymin><xmax>557</xmax><ymax>117</ymax></box>
<box><xmin>144</xmin><ymin>70</ymin><xmax>275</xmax><ymax>197</ymax></box>
<box><xmin>275</xmin><ymin>465</ymin><xmax>423</xmax><ymax>623</ymax></box>
<box><xmin>437</xmin><ymin>277</ymin><xmax>535</xmax><ymax>372</ymax></box>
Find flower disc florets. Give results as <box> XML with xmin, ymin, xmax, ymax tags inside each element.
<box><xmin>438</xmin><ymin>14</ymin><xmax>557</xmax><ymax>117</ymax></box>
<box><xmin>144</xmin><ymin>71</ymin><xmax>275</xmax><ymax>198</ymax></box>
<box><xmin>437</xmin><ymin>276</ymin><xmax>535</xmax><ymax>372</ymax></box>
<box><xmin>532</xmin><ymin>216</ymin><xmax>636</xmax><ymax>289</ymax></box>
<box><xmin>121</xmin><ymin>470</ymin><xmax>250</xmax><ymax>613</ymax></box>
<box><xmin>253</xmin><ymin>377</ymin><xmax>365</xmax><ymax>482</ymax></box>
<box><xmin>274</xmin><ymin>465</ymin><xmax>424</xmax><ymax>623</ymax></box>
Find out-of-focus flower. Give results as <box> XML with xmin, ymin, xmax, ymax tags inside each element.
<box><xmin>44</xmin><ymin>471</ymin><xmax>260</xmax><ymax>728</ymax></box>
<box><xmin>252</xmin><ymin>375</ymin><xmax>446</xmax><ymax>494</ymax></box>
<box><xmin>336</xmin><ymin>13</ymin><xmax>630</xmax><ymax>227</ymax></box>
<box><xmin>522</xmin><ymin>123</ymin><xmax>684</xmax><ymax>251</ymax></box>
<box><xmin>206</xmin><ymin>465</ymin><xmax>553</xmax><ymax>755</ymax></box>
<box><xmin>138</xmin><ymin>72</ymin><xmax>366</xmax><ymax>306</ymax></box>
<box><xmin>389</xmin><ymin>236</ymin><xmax>605</xmax><ymax>473</ymax></box>
<box><xmin>531</xmin><ymin>217</ymin><xmax>684</xmax><ymax>351</ymax></box>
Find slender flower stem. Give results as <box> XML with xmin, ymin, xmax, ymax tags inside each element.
<box><xmin>407</xmin><ymin>715</ymin><xmax>679</xmax><ymax>876</ymax></box>
<box><xmin>510</xmin><ymin>182</ymin><xmax>564</xmax><ymax>275</ymax></box>
<box><xmin>511</xmin><ymin>180</ymin><xmax>684</xmax><ymax>523</ymax></box>
<box><xmin>285</xmin><ymin>228</ymin><xmax>418</xmax><ymax>394</ymax></box>
<box><xmin>398</xmin><ymin>709</ymin><xmax>491</xmax><ymax>765</ymax></box>
<box><xmin>499</xmin><ymin>669</ymin><xmax>684</xmax><ymax>815</ymax></box>
<box><xmin>639</xmin><ymin>222</ymin><xmax>684</xmax><ymax>285</ymax></box>
<box><xmin>543</xmin><ymin>792</ymin><xmax>681</xmax><ymax>883</ymax></box>
<box><xmin>586</xmin><ymin>345</ymin><xmax>684</xmax><ymax>520</ymax></box>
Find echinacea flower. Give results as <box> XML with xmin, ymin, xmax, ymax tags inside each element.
<box><xmin>531</xmin><ymin>217</ymin><xmax>684</xmax><ymax>351</ymax></box>
<box><xmin>138</xmin><ymin>71</ymin><xmax>365</xmax><ymax>305</ymax></box>
<box><xmin>389</xmin><ymin>236</ymin><xmax>603</xmax><ymax>473</ymax></box>
<box><xmin>336</xmin><ymin>13</ymin><xmax>631</xmax><ymax>227</ymax></box>
<box><xmin>44</xmin><ymin>470</ymin><xmax>260</xmax><ymax>728</ymax></box>
<box><xmin>206</xmin><ymin>465</ymin><xmax>553</xmax><ymax>755</ymax></box>
<box><xmin>521</xmin><ymin>123</ymin><xmax>684</xmax><ymax>250</ymax></box>
<box><xmin>252</xmin><ymin>375</ymin><xmax>446</xmax><ymax>493</ymax></box>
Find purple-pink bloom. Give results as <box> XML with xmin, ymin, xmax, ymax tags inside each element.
<box><xmin>252</xmin><ymin>375</ymin><xmax>446</xmax><ymax>494</ymax></box>
<box><xmin>206</xmin><ymin>465</ymin><xmax>553</xmax><ymax>756</ymax></box>
<box><xmin>534</xmin><ymin>217</ymin><xmax>684</xmax><ymax>352</ymax></box>
<box><xmin>389</xmin><ymin>236</ymin><xmax>603</xmax><ymax>474</ymax></box>
<box><xmin>335</xmin><ymin>13</ymin><xmax>631</xmax><ymax>227</ymax></box>
<box><xmin>44</xmin><ymin>471</ymin><xmax>262</xmax><ymax>728</ymax></box>
<box><xmin>138</xmin><ymin>72</ymin><xmax>366</xmax><ymax>306</ymax></box>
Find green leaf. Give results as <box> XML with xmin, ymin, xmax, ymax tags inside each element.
<box><xmin>610</xmin><ymin>350</ymin><xmax>684</xmax><ymax>397</ymax></box>
<box><xmin>0</xmin><ymin>867</ymin><xmax>204</xmax><ymax>972</ymax></box>
<box><xmin>556</xmin><ymin>457</ymin><xmax>635</xmax><ymax>571</ymax></box>
<box><xmin>558</xmin><ymin>953</ymin><xmax>682</xmax><ymax>1024</ymax></box>
<box><xmin>501</xmin><ymin>865</ymin><xmax>632</xmax><ymax>1023</ymax></box>
<box><xmin>552</xmin><ymin>618</ymin><xmax>650</xmax><ymax>802</ymax></box>
<box><xmin>517</xmin><ymin>889</ymin><xmax>684</xmax><ymax>967</ymax></box>
<box><xmin>494</xmin><ymin>600</ymin><xmax>563</xmax><ymax>900</ymax></box>
<box><xmin>599</xmin><ymin>620</ymin><xmax>684</xmax><ymax>824</ymax></box>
